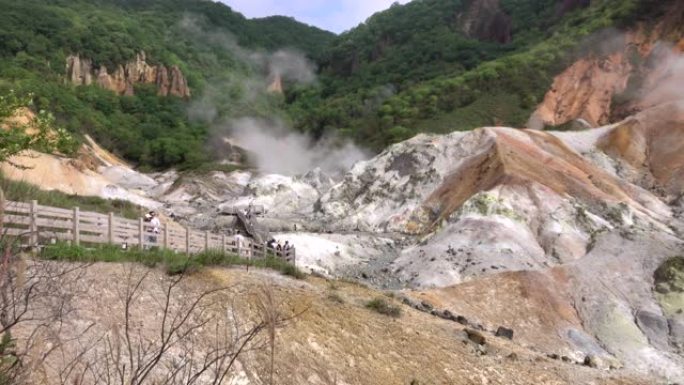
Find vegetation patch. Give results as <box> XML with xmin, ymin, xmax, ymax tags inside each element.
<box><xmin>39</xmin><ymin>243</ymin><xmax>306</xmax><ymax>279</ymax></box>
<box><xmin>365</xmin><ymin>297</ymin><xmax>402</xmax><ymax>318</ymax></box>
<box><xmin>327</xmin><ymin>292</ymin><xmax>345</xmax><ymax>304</ymax></box>
<box><xmin>654</xmin><ymin>256</ymin><xmax>684</xmax><ymax>316</ymax></box>
<box><xmin>0</xmin><ymin>174</ymin><xmax>141</xmax><ymax>219</ymax></box>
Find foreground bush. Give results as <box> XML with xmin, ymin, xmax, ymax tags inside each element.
<box><xmin>40</xmin><ymin>243</ymin><xmax>305</xmax><ymax>279</ymax></box>
<box><xmin>365</xmin><ymin>297</ymin><xmax>402</xmax><ymax>318</ymax></box>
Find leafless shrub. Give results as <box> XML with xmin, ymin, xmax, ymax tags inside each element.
<box><xmin>43</xmin><ymin>265</ymin><xmax>304</xmax><ymax>385</ymax></box>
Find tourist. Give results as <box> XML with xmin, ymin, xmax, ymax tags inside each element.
<box><xmin>235</xmin><ymin>231</ymin><xmax>245</xmax><ymax>255</ymax></box>
<box><xmin>146</xmin><ymin>211</ymin><xmax>161</xmax><ymax>246</ymax></box>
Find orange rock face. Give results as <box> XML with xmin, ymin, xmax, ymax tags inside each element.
<box><xmin>531</xmin><ymin>52</ymin><xmax>632</xmax><ymax>128</ymax></box>
<box><xmin>599</xmin><ymin>102</ymin><xmax>684</xmax><ymax>196</ymax></box>
<box><xmin>66</xmin><ymin>52</ymin><xmax>190</xmax><ymax>98</ymax></box>
<box><xmin>532</xmin><ymin>10</ymin><xmax>684</xmax><ymax>129</ymax></box>
<box><xmin>423</xmin><ymin>126</ymin><xmax>656</xmax><ymax>228</ymax></box>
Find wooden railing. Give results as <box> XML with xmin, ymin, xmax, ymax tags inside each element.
<box><xmin>0</xmin><ymin>200</ymin><xmax>295</xmax><ymax>263</ymax></box>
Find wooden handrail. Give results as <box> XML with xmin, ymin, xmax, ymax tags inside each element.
<box><xmin>0</xmin><ymin>199</ymin><xmax>295</xmax><ymax>263</ymax></box>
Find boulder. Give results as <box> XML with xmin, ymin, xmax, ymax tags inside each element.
<box><xmin>635</xmin><ymin>310</ymin><xmax>670</xmax><ymax>349</ymax></box>
<box><xmin>464</xmin><ymin>329</ymin><xmax>486</xmax><ymax>345</ymax></box>
<box><xmin>495</xmin><ymin>326</ymin><xmax>514</xmax><ymax>340</ymax></box>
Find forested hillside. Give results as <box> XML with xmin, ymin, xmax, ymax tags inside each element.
<box><xmin>0</xmin><ymin>0</ymin><xmax>678</xmax><ymax>167</ymax></box>
<box><xmin>0</xmin><ymin>0</ymin><xmax>334</xmax><ymax>169</ymax></box>
<box><xmin>286</xmin><ymin>0</ymin><xmax>669</xmax><ymax>149</ymax></box>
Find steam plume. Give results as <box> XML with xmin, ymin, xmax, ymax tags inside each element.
<box><xmin>226</xmin><ymin>118</ymin><xmax>367</xmax><ymax>176</ymax></box>
<box><xmin>179</xmin><ymin>14</ymin><xmax>366</xmax><ymax>177</ymax></box>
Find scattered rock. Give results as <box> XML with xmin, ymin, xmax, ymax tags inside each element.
<box><xmin>635</xmin><ymin>309</ymin><xmax>670</xmax><ymax>349</ymax></box>
<box><xmin>584</xmin><ymin>355</ymin><xmax>603</xmax><ymax>369</ymax></box>
<box><xmin>495</xmin><ymin>326</ymin><xmax>514</xmax><ymax>340</ymax></box>
<box><xmin>465</xmin><ymin>329</ymin><xmax>486</xmax><ymax>345</ymax></box>
<box><xmin>669</xmin><ymin>318</ymin><xmax>684</xmax><ymax>350</ymax></box>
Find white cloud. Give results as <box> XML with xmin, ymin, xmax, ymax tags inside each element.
<box><xmin>219</xmin><ymin>0</ymin><xmax>411</xmax><ymax>33</ymax></box>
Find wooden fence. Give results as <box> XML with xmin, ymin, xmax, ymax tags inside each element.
<box><xmin>0</xmin><ymin>200</ymin><xmax>295</xmax><ymax>263</ymax></box>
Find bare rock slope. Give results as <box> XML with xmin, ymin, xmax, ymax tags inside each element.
<box><xmin>314</xmin><ymin>101</ymin><xmax>684</xmax><ymax>380</ymax></box>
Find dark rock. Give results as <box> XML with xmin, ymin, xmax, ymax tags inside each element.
<box><xmin>547</xmin><ymin>353</ymin><xmax>560</xmax><ymax>360</ymax></box>
<box><xmin>465</xmin><ymin>329</ymin><xmax>486</xmax><ymax>345</ymax></box>
<box><xmin>635</xmin><ymin>309</ymin><xmax>669</xmax><ymax>348</ymax></box>
<box><xmin>455</xmin><ymin>315</ymin><xmax>469</xmax><ymax>325</ymax></box>
<box><xmin>583</xmin><ymin>354</ymin><xmax>611</xmax><ymax>370</ymax></box>
<box><xmin>669</xmin><ymin>318</ymin><xmax>684</xmax><ymax>350</ymax></box>
<box><xmin>495</xmin><ymin>326</ymin><xmax>514</xmax><ymax>340</ymax></box>
<box><xmin>566</xmin><ymin>328</ymin><xmax>608</xmax><ymax>356</ymax></box>
<box><xmin>421</xmin><ymin>301</ymin><xmax>434</xmax><ymax>310</ymax></box>
<box><xmin>387</xmin><ymin>153</ymin><xmax>418</xmax><ymax>177</ymax></box>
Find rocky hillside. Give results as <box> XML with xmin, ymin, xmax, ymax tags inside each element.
<box><xmin>122</xmin><ymin>102</ymin><xmax>682</xmax><ymax>382</ymax></box>
<box><xmin>3</xmin><ymin>1</ymin><xmax>684</xmax><ymax>383</ymax></box>
<box><xmin>16</xmin><ymin>263</ymin><xmax>651</xmax><ymax>385</ymax></box>
<box><xmin>10</xmin><ymin>94</ymin><xmax>682</xmax><ymax>381</ymax></box>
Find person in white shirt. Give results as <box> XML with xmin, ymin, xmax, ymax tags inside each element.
<box><xmin>147</xmin><ymin>211</ymin><xmax>161</xmax><ymax>245</ymax></box>
<box><xmin>234</xmin><ymin>231</ymin><xmax>245</xmax><ymax>256</ymax></box>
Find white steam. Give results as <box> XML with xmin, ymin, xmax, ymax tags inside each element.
<box><xmin>180</xmin><ymin>14</ymin><xmax>367</xmax><ymax>176</ymax></box>
<box><xmin>251</xmin><ymin>50</ymin><xmax>317</xmax><ymax>85</ymax></box>
<box><xmin>228</xmin><ymin>118</ymin><xmax>368</xmax><ymax>176</ymax></box>
<box><xmin>180</xmin><ymin>15</ymin><xmax>316</xmax><ymax>85</ymax></box>
<box><xmin>639</xmin><ymin>42</ymin><xmax>684</xmax><ymax>107</ymax></box>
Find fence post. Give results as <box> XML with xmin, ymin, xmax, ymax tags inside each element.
<box><xmin>29</xmin><ymin>200</ymin><xmax>38</xmax><ymax>248</ymax></box>
<box><xmin>163</xmin><ymin>223</ymin><xmax>169</xmax><ymax>250</ymax></box>
<box><xmin>108</xmin><ymin>212</ymin><xmax>114</xmax><ymax>244</ymax></box>
<box><xmin>185</xmin><ymin>227</ymin><xmax>190</xmax><ymax>256</ymax></box>
<box><xmin>138</xmin><ymin>217</ymin><xmax>144</xmax><ymax>249</ymax></box>
<box><xmin>221</xmin><ymin>234</ymin><xmax>226</xmax><ymax>253</ymax></box>
<box><xmin>73</xmin><ymin>207</ymin><xmax>80</xmax><ymax>246</ymax></box>
<box><xmin>204</xmin><ymin>231</ymin><xmax>209</xmax><ymax>252</ymax></box>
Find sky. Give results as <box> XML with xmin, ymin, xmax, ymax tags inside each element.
<box><xmin>219</xmin><ymin>0</ymin><xmax>411</xmax><ymax>34</ymax></box>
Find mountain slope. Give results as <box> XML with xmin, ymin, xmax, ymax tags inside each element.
<box><xmin>0</xmin><ymin>0</ymin><xmax>334</xmax><ymax>169</ymax></box>
<box><xmin>286</xmin><ymin>0</ymin><xmax>680</xmax><ymax>149</ymax></box>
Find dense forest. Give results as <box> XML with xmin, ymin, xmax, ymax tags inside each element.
<box><xmin>0</xmin><ymin>0</ymin><xmax>673</xmax><ymax>168</ymax></box>
<box><xmin>285</xmin><ymin>0</ymin><xmax>652</xmax><ymax>149</ymax></box>
<box><xmin>0</xmin><ymin>0</ymin><xmax>333</xmax><ymax>169</ymax></box>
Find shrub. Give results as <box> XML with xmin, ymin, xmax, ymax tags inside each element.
<box><xmin>365</xmin><ymin>298</ymin><xmax>402</xmax><ymax>318</ymax></box>
<box><xmin>39</xmin><ymin>242</ymin><xmax>306</xmax><ymax>279</ymax></box>
<box><xmin>327</xmin><ymin>292</ymin><xmax>344</xmax><ymax>304</ymax></box>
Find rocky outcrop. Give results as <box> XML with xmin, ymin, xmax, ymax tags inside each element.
<box><xmin>531</xmin><ymin>6</ymin><xmax>684</xmax><ymax>129</ymax></box>
<box><xmin>267</xmin><ymin>73</ymin><xmax>284</xmax><ymax>94</ymax></box>
<box><xmin>65</xmin><ymin>55</ymin><xmax>93</xmax><ymax>86</ymax></box>
<box><xmin>530</xmin><ymin>50</ymin><xmax>633</xmax><ymax>128</ymax></box>
<box><xmin>458</xmin><ymin>0</ymin><xmax>512</xmax><ymax>44</ymax></box>
<box><xmin>597</xmin><ymin>102</ymin><xmax>684</xmax><ymax>197</ymax></box>
<box><xmin>66</xmin><ymin>52</ymin><xmax>190</xmax><ymax>97</ymax></box>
